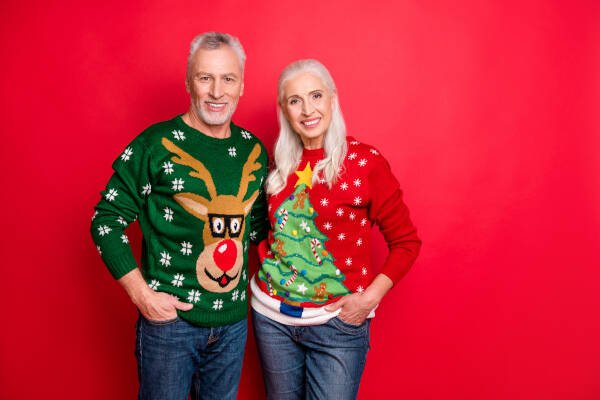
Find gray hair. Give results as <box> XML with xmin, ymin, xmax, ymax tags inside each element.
<box><xmin>266</xmin><ymin>59</ymin><xmax>348</xmax><ymax>195</ymax></box>
<box><xmin>186</xmin><ymin>32</ymin><xmax>246</xmax><ymax>83</ymax></box>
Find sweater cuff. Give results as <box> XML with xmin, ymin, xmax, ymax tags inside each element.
<box><xmin>103</xmin><ymin>251</ymin><xmax>139</xmax><ymax>280</ymax></box>
<box><xmin>380</xmin><ymin>252</ymin><xmax>415</xmax><ymax>285</ymax></box>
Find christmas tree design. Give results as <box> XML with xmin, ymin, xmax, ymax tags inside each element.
<box><xmin>258</xmin><ymin>163</ymin><xmax>351</xmax><ymax>306</ymax></box>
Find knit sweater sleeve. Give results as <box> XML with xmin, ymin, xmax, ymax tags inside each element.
<box><xmin>367</xmin><ymin>156</ymin><xmax>421</xmax><ymax>285</ymax></box>
<box><xmin>90</xmin><ymin>136</ymin><xmax>152</xmax><ymax>279</ymax></box>
<box><xmin>248</xmin><ymin>149</ymin><xmax>270</xmax><ymax>244</ymax></box>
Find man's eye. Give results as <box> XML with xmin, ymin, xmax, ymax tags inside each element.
<box><xmin>290</xmin><ymin>99</ymin><xmax>299</xmax><ymax>105</ymax></box>
<box><xmin>225</xmin><ymin>77</ymin><xmax>233</xmax><ymax>82</ymax></box>
<box><xmin>199</xmin><ymin>76</ymin><xmax>210</xmax><ymax>81</ymax></box>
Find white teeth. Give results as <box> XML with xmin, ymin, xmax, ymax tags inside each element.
<box><xmin>207</xmin><ymin>103</ymin><xmax>226</xmax><ymax>108</ymax></box>
<box><xmin>303</xmin><ymin>118</ymin><xmax>320</xmax><ymax>126</ymax></box>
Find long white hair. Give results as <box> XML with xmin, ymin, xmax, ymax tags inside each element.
<box><xmin>266</xmin><ymin>59</ymin><xmax>347</xmax><ymax>195</ymax></box>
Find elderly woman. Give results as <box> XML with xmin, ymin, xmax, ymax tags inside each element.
<box><xmin>250</xmin><ymin>59</ymin><xmax>421</xmax><ymax>399</ymax></box>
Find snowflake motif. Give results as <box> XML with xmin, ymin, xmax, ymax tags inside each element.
<box><xmin>105</xmin><ymin>188</ymin><xmax>118</xmax><ymax>202</ymax></box>
<box><xmin>340</xmin><ymin>182</ymin><xmax>349</xmax><ymax>191</ymax></box>
<box><xmin>250</xmin><ymin>231</ymin><xmax>257</xmax><ymax>241</ymax></box>
<box><xmin>318</xmin><ymin>177</ymin><xmax>326</xmax><ymax>184</ymax></box>
<box><xmin>162</xmin><ymin>161</ymin><xmax>174</xmax><ymax>174</ymax></box>
<box><xmin>149</xmin><ymin>280</ymin><xmax>160</xmax><ymax>291</ymax></box>
<box><xmin>180</xmin><ymin>242</ymin><xmax>192</xmax><ymax>256</ymax></box>
<box><xmin>360</xmin><ymin>218</ymin><xmax>368</xmax><ymax>226</ymax></box>
<box><xmin>241</xmin><ymin>130</ymin><xmax>252</xmax><ymax>139</ymax></box>
<box><xmin>213</xmin><ymin>299</ymin><xmax>224</xmax><ymax>310</ymax></box>
<box><xmin>243</xmin><ymin>269</ymin><xmax>247</xmax><ymax>281</ymax></box>
<box><xmin>298</xmin><ymin>283</ymin><xmax>308</xmax><ymax>294</ymax></box>
<box><xmin>323</xmin><ymin>222</ymin><xmax>332</xmax><ymax>230</ymax></box>
<box><xmin>358</xmin><ymin>158</ymin><xmax>367</xmax><ymax>167</ymax></box>
<box><xmin>353</xmin><ymin>178</ymin><xmax>362</xmax><ymax>187</ymax></box>
<box><xmin>117</xmin><ymin>216</ymin><xmax>127</xmax><ymax>226</ymax></box>
<box><xmin>159</xmin><ymin>251</ymin><xmax>171</xmax><ymax>267</ymax></box>
<box><xmin>362</xmin><ymin>267</ymin><xmax>368</xmax><ymax>275</ymax></box>
<box><xmin>187</xmin><ymin>290</ymin><xmax>201</xmax><ymax>303</ymax></box>
<box><xmin>121</xmin><ymin>147</ymin><xmax>133</xmax><ymax>161</ymax></box>
<box><xmin>92</xmin><ymin>211</ymin><xmax>98</xmax><ymax>221</ymax></box>
<box><xmin>231</xmin><ymin>289</ymin><xmax>239</xmax><ymax>301</ymax></box>
<box><xmin>300</xmin><ymin>220</ymin><xmax>310</xmax><ymax>232</ymax></box>
<box><xmin>172</xmin><ymin>130</ymin><xmax>186</xmax><ymax>141</ymax></box>
<box><xmin>141</xmin><ymin>183</ymin><xmax>152</xmax><ymax>196</ymax></box>
<box><xmin>353</xmin><ymin>196</ymin><xmax>362</xmax><ymax>205</ymax></box>
<box><xmin>338</xmin><ymin>233</ymin><xmax>346</xmax><ymax>240</ymax></box>
<box><xmin>171</xmin><ymin>274</ymin><xmax>185</xmax><ymax>287</ymax></box>
<box><xmin>345</xmin><ymin>257</ymin><xmax>353</xmax><ymax>266</ymax></box>
<box><xmin>349</xmin><ymin>212</ymin><xmax>356</xmax><ymax>220</ymax></box>
<box><xmin>96</xmin><ymin>245</ymin><xmax>102</xmax><ymax>255</ymax></box>
<box><xmin>228</xmin><ymin>147</ymin><xmax>237</xmax><ymax>157</ymax></box>
<box><xmin>356</xmin><ymin>238</ymin><xmax>363</xmax><ymax>246</ymax></box>
<box><xmin>98</xmin><ymin>225</ymin><xmax>111</xmax><ymax>236</ymax></box>
<box><xmin>241</xmin><ymin>290</ymin><xmax>246</xmax><ymax>301</ymax></box>
<box><xmin>320</xmin><ymin>198</ymin><xmax>329</xmax><ymax>206</ymax></box>
<box><xmin>171</xmin><ymin>178</ymin><xmax>184</xmax><ymax>191</ymax></box>
<box><xmin>163</xmin><ymin>207</ymin><xmax>174</xmax><ymax>222</ymax></box>
<box><xmin>348</xmin><ymin>152</ymin><xmax>357</xmax><ymax>160</ymax></box>
<box><xmin>356</xmin><ymin>285</ymin><xmax>365</xmax><ymax>294</ymax></box>
<box><xmin>121</xmin><ymin>234</ymin><xmax>129</xmax><ymax>244</ymax></box>
<box><xmin>336</xmin><ymin>208</ymin><xmax>344</xmax><ymax>217</ymax></box>
<box><xmin>350</xmin><ymin>140</ymin><xmax>360</xmax><ymax>145</ymax></box>
<box><xmin>370</xmin><ymin>149</ymin><xmax>379</xmax><ymax>155</ymax></box>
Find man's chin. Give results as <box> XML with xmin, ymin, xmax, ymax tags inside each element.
<box><xmin>198</xmin><ymin>108</ymin><xmax>235</xmax><ymax>126</ymax></box>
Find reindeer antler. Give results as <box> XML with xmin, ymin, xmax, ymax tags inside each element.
<box><xmin>237</xmin><ymin>144</ymin><xmax>262</xmax><ymax>200</ymax></box>
<box><xmin>162</xmin><ymin>138</ymin><xmax>217</xmax><ymax>200</ymax></box>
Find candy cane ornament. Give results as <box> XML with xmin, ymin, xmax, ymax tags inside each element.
<box><xmin>284</xmin><ymin>264</ymin><xmax>298</xmax><ymax>286</ymax></box>
<box><xmin>311</xmin><ymin>239</ymin><xmax>322</xmax><ymax>264</ymax></box>
<box><xmin>278</xmin><ymin>208</ymin><xmax>288</xmax><ymax>231</ymax></box>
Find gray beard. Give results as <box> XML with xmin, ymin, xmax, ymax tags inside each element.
<box><xmin>196</xmin><ymin>102</ymin><xmax>236</xmax><ymax>126</ymax></box>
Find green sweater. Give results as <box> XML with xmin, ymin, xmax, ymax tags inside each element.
<box><xmin>91</xmin><ymin>115</ymin><xmax>269</xmax><ymax>327</ymax></box>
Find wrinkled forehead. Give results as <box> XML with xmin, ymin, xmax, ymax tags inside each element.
<box><xmin>283</xmin><ymin>72</ymin><xmax>328</xmax><ymax>98</ymax></box>
<box><xmin>190</xmin><ymin>45</ymin><xmax>243</xmax><ymax>76</ymax></box>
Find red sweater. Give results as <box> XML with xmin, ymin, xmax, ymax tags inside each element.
<box><xmin>250</xmin><ymin>137</ymin><xmax>421</xmax><ymax>324</ymax></box>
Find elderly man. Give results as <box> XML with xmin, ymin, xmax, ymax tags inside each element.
<box><xmin>90</xmin><ymin>32</ymin><xmax>268</xmax><ymax>399</ymax></box>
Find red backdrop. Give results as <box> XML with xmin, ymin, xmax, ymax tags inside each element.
<box><xmin>1</xmin><ymin>1</ymin><xmax>599</xmax><ymax>398</ymax></box>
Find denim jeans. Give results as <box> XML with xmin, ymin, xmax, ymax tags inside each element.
<box><xmin>252</xmin><ymin>309</ymin><xmax>371</xmax><ymax>400</ymax></box>
<box><xmin>135</xmin><ymin>314</ymin><xmax>247</xmax><ymax>400</ymax></box>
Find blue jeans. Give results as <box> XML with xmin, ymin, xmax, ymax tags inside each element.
<box><xmin>252</xmin><ymin>309</ymin><xmax>371</xmax><ymax>400</ymax></box>
<box><xmin>135</xmin><ymin>314</ymin><xmax>247</xmax><ymax>400</ymax></box>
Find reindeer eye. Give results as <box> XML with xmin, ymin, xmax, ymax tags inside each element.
<box><xmin>212</xmin><ymin>218</ymin><xmax>225</xmax><ymax>234</ymax></box>
<box><xmin>230</xmin><ymin>218</ymin><xmax>241</xmax><ymax>234</ymax></box>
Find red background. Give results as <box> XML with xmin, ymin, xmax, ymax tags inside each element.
<box><xmin>1</xmin><ymin>1</ymin><xmax>599</xmax><ymax>398</ymax></box>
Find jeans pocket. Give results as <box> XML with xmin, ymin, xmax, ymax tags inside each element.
<box><xmin>143</xmin><ymin>315</ymin><xmax>180</xmax><ymax>326</ymax></box>
<box><xmin>331</xmin><ymin>316</ymin><xmax>368</xmax><ymax>335</ymax></box>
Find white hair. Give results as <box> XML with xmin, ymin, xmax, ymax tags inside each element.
<box><xmin>186</xmin><ymin>32</ymin><xmax>246</xmax><ymax>83</ymax></box>
<box><xmin>266</xmin><ymin>59</ymin><xmax>348</xmax><ymax>195</ymax></box>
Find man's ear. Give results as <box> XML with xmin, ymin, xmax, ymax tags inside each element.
<box><xmin>240</xmin><ymin>81</ymin><xmax>244</xmax><ymax>97</ymax></box>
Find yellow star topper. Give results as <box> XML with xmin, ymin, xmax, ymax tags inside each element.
<box><xmin>294</xmin><ymin>162</ymin><xmax>313</xmax><ymax>189</ymax></box>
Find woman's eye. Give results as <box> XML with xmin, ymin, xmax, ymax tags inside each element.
<box><xmin>313</xmin><ymin>92</ymin><xmax>322</xmax><ymax>99</ymax></box>
<box><xmin>212</xmin><ymin>218</ymin><xmax>225</xmax><ymax>233</ymax></box>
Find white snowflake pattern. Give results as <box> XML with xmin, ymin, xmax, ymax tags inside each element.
<box><xmin>149</xmin><ymin>280</ymin><xmax>160</xmax><ymax>291</ymax></box>
<box><xmin>353</xmin><ymin>178</ymin><xmax>362</xmax><ymax>187</ymax></box>
<box><xmin>340</xmin><ymin>182</ymin><xmax>349</xmax><ymax>191</ymax></box>
<box><xmin>162</xmin><ymin>161</ymin><xmax>174</xmax><ymax>174</ymax></box>
<box><xmin>172</xmin><ymin>129</ymin><xmax>186</xmax><ymax>141</ymax></box>
<box><xmin>159</xmin><ymin>251</ymin><xmax>171</xmax><ymax>267</ymax></box>
<box><xmin>96</xmin><ymin>245</ymin><xmax>102</xmax><ymax>255</ymax></box>
<box><xmin>121</xmin><ymin>147</ymin><xmax>133</xmax><ymax>161</ymax></box>
<box><xmin>360</xmin><ymin>218</ymin><xmax>368</xmax><ymax>226</ymax></box>
<box><xmin>353</xmin><ymin>196</ymin><xmax>362</xmax><ymax>205</ymax></box>
<box><xmin>318</xmin><ymin>176</ymin><xmax>326</xmax><ymax>184</ymax></box>
<box><xmin>320</xmin><ymin>198</ymin><xmax>329</xmax><ymax>206</ymax></box>
<box><xmin>213</xmin><ymin>299</ymin><xmax>223</xmax><ymax>310</ymax></box>
<box><xmin>142</xmin><ymin>183</ymin><xmax>152</xmax><ymax>196</ymax></box>
<box><xmin>356</xmin><ymin>285</ymin><xmax>365</xmax><ymax>294</ymax></box>
<box><xmin>345</xmin><ymin>257</ymin><xmax>353</xmax><ymax>266</ymax></box>
<box><xmin>187</xmin><ymin>290</ymin><xmax>201</xmax><ymax>303</ymax></box>
<box><xmin>323</xmin><ymin>222</ymin><xmax>332</xmax><ymax>230</ymax></box>
<box><xmin>370</xmin><ymin>149</ymin><xmax>379</xmax><ymax>155</ymax></box>
<box><xmin>350</xmin><ymin>140</ymin><xmax>360</xmax><ymax>145</ymax></box>
<box><xmin>300</xmin><ymin>220</ymin><xmax>310</xmax><ymax>232</ymax></box>
<box><xmin>250</xmin><ymin>231</ymin><xmax>257</xmax><ymax>241</ymax></box>
<box><xmin>356</xmin><ymin>238</ymin><xmax>363</xmax><ymax>246</ymax></box>
<box><xmin>243</xmin><ymin>269</ymin><xmax>247</xmax><ymax>281</ymax></box>
<box><xmin>171</xmin><ymin>274</ymin><xmax>185</xmax><ymax>287</ymax></box>
<box><xmin>362</xmin><ymin>267</ymin><xmax>368</xmax><ymax>275</ymax></box>
<box><xmin>348</xmin><ymin>152</ymin><xmax>357</xmax><ymax>160</ymax></box>
<box><xmin>241</xmin><ymin>130</ymin><xmax>252</xmax><ymax>139</ymax></box>
<box><xmin>105</xmin><ymin>188</ymin><xmax>118</xmax><ymax>202</ymax></box>
<box><xmin>336</xmin><ymin>208</ymin><xmax>344</xmax><ymax>216</ymax></box>
<box><xmin>297</xmin><ymin>283</ymin><xmax>308</xmax><ymax>294</ymax></box>
<box><xmin>349</xmin><ymin>212</ymin><xmax>356</xmax><ymax>220</ymax></box>
<box><xmin>240</xmin><ymin>290</ymin><xmax>246</xmax><ymax>301</ymax></box>
<box><xmin>358</xmin><ymin>158</ymin><xmax>367</xmax><ymax>167</ymax></box>
<box><xmin>98</xmin><ymin>225</ymin><xmax>111</xmax><ymax>236</ymax></box>
<box><xmin>116</xmin><ymin>216</ymin><xmax>127</xmax><ymax>226</ymax></box>
<box><xmin>163</xmin><ymin>207</ymin><xmax>174</xmax><ymax>222</ymax></box>
<box><xmin>180</xmin><ymin>242</ymin><xmax>192</xmax><ymax>256</ymax></box>
<box><xmin>172</xmin><ymin>178</ymin><xmax>184</xmax><ymax>191</ymax></box>
<box><xmin>121</xmin><ymin>234</ymin><xmax>129</xmax><ymax>244</ymax></box>
<box><xmin>231</xmin><ymin>289</ymin><xmax>239</xmax><ymax>301</ymax></box>
<box><xmin>92</xmin><ymin>211</ymin><xmax>98</xmax><ymax>221</ymax></box>
<box><xmin>228</xmin><ymin>147</ymin><xmax>237</xmax><ymax>157</ymax></box>
<box><xmin>338</xmin><ymin>233</ymin><xmax>346</xmax><ymax>240</ymax></box>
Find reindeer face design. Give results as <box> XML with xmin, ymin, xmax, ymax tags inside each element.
<box><xmin>162</xmin><ymin>138</ymin><xmax>261</xmax><ymax>293</ymax></box>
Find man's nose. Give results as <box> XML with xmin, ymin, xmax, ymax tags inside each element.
<box><xmin>210</xmin><ymin>80</ymin><xmax>224</xmax><ymax>99</ymax></box>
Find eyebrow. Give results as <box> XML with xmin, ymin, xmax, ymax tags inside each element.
<box><xmin>286</xmin><ymin>89</ymin><xmax>323</xmax><ymax>101</ymax></box>
<box><xmin>195</xmin><ymin>71</ymin><xmax>239</xmax><ymax>78</ymax></box>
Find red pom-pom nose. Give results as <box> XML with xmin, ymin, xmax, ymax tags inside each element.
<box><xmin>213</xmin><ymin>239</ymin><xmax>237</xmax><ymax>272</ymax></box>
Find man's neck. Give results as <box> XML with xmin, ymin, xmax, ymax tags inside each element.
<box><xmin>182</xmin><ymin>110</ymin><xmax>232</xmax><ymax>139</ymax></box>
